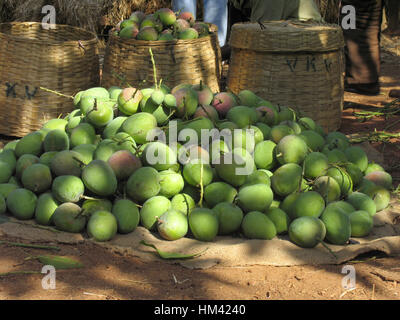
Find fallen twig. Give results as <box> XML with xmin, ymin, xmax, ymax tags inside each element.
<box><xmin>370</xmin><ymin>270</ymin><xmax>400</xmax><ymax>283</ymax></box>
<box><xmin>339</xmin><ymin>287</ymin><xmax>357</xmax><ymax>298</ymax></box>
<box><xmin>0</xmin><ymin>240</ymin><xmax>60</xmax><ymax>251</ymax></box>
<box><xmin>83</xmin><ymin>292</ymin><xmax>109</xmax><ymax>298</ymax></box>
<box><xmin>0</xmin><ymin>270</ymin><xmax>41</xmax><ymax>277</ymax></box>
<box><xmin>8</xmin><ymin>220</ymin><xmax>60</xmax><ymax>233</ymax></box>
<box><xmin>172</xmin><ymin>273</ymin><xmax>190</xmax><ymax>284</ymax></box>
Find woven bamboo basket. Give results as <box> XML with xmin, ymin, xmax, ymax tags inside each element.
<box><xmin>102</xmin><ymin>24</ymin><xmax>222</xmax><ymax>92</ymax></box>
<box><xmin>0</xmin><ymin>22</ymin><xmax>100</xmax><ymax>137</ymax></box>
<box><xmin>227</xmin><ymin>21</ymin><xmax>345</xmax><ymax>132</ymax></box>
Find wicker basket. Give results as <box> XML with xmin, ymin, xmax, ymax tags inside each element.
<box><xmin>227</xmin><ymin>21</ymin><xmax>345</xmax><ymax>132</ymax></box>
<box><xmin>0</xmin><ymin>22</ymin><xmax>100</xmax><ymax>137</ymax></box>
<box><xmin>102</xmin><ymin>25</ymin><xmax>222</xmax><ymax>93</ymax></box>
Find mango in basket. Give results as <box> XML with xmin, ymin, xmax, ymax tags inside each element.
<box><xmin>158</xmin><ymin>33</ymin><xmax>174</xmax><ymax>41</ymax></box>
<box><xmin>119</xmin><ymin>26</ymin><xmax>140</xmax><ymax>39</ymax></box>
<box><xmin>120</xmin><ymin>19</ymin><xmax>139</xmax><ymax>31</ymax></box>
<box><xmin>155</xmin><ymin>8</ymin><xmax>177</xmax><ymax>27</ymax></box>
<box><xmin>129</xmin><ymin>11</ymin><xmax>146</xmax><ymax>25</ymax></box>
<box><xmin>178</xmin><ymin>28</ymin><xmax>199</xmax><ymax>40</ymax></box>
<box><xmin>173</xmin><ymin>19</ymin><xmax>190</xmax><ymax>32</ymax></box>
<box><xmin>193</xmin><ymin>22</ymin><xmax>210</xmax><ymax>37</ymax></box>
<box><xmin>178</xmin><ymin>12</ymin><xmax>195</xmax><ymax>25</ymax></box>
<box><xmin>137</xmin><ymin>26</ymin><xmax>159</xmax><ymax>41</ymax></box>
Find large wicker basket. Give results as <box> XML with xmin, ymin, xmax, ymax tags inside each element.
<box><xmin>227</xmin><ymin>21</ymin><xmax>345</xmax><ymax>132</ymax></box>
<box><xmin>0</xmin><ymin>22</ymin><xmax>100</xmax><ymax>137</ymax></box>
<box><xmin>102</xmin><ymin>25</ymin><xmax>222</xmax><ymax>92</ymax></box>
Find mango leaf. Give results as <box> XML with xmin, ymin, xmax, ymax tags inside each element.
<box><xmin>0</xmin><ymin>241</ymin><xmax>60</xmax><ymax>251</ymax></box>
<box><xmin>140</xmin><ymin>240</ymin><xmax>207</xmax><ymax>260</ymax></box>
<box><xmin>0</xmin><ymin>271</ymin><xmax>41</xmax><ymax>277</ymax></box>
<box><xmin>36</xmin><ymin>255</ymin><xmax>84</xmax><ymax>269</ymax></box>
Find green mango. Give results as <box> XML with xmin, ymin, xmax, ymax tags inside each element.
<box><xmin>81</xmin><ymin>160</ymin><xmax>118</xmax><ymax>197</ymax></box>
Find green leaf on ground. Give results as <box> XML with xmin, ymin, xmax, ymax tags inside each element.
<box><xmin>35</xmin><ymin>255</ymin><xmax>84</xmax><ymax>269</ymax></box>
<box><xmin>0</xmin><ymin>241</ymin><xmax>60</xmax><ymax>251</ymax></box>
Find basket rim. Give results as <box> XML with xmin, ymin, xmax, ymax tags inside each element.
<box><xmin>232</xmin><ymin>20</ymin><xmax>343</xmax><ymax>31</ymax></box>
<box><xmin>230</xmin><ymin>20</ymin><xmax>344</xmax><ymax>52</ymax></box>
<box><xmin>0</xmin><ymin>21</ymin><xmax>98</xmax><ymax>46</ymax></box>
<box><xmin>107</xmin><ymin>23</ymin><xmax>219</xmax><ymax>46</ymax></box>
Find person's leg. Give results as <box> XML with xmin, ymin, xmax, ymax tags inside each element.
<box><xmin>248</xmin><ymin>0</ymin><xmax>287</xmax><ymax>22</ymax></box>
<box><xmin>204</xmin><ymin>0</ymin><xmax>228</xmax><ymax>47</ymax></box>
<box><xmin>172</xmin><ymin>0</ymin><xmax>197</xmax><ymax>19</ymax></box>
<box><xmin>294</xmin><ymin>0</ymin><xmax>323</xmax><ymax>21</ymax></box>
<box><xmin>384</xmin><ymin>0</ymin><xmax>400</xmax><ymax>35</ymax></box>
<box><xmin>341</xmin><ymin>0</ymin><xmax>383</xmax><ymax>95</ymax></box>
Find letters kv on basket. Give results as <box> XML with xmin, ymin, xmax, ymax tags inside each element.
<box><xmin>0</xmin><ymin>22</ymin><xmax>100</xmax><ymax>137</ymax></box>
<box><xmin>227</xmin><ymin>21</ymin><xmax>345</xmax><ymax>132</ymax></box>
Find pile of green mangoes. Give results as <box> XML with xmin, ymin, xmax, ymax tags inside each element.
<box><xmin>114</xmin><ymin>8</ymin><xmax>211</xmax><ymax>41</ymax></box>
<box><xmin>0</xmin><ymin>82</ymin><xmax>394</xmax><ymax>249</ymax></box>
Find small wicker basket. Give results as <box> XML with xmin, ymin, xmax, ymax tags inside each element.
<box><xmin>0</xmin><ymin>22</ymin><xmax>100</xmax><ymax>137</ymax></box>
<box><xmin>102</xmin><ymin>25</ymin><xmax>222</xmax><ymax>93</ymax></box>
<box><xmin>227</xmin><ymin>21</ymin><xmax>345</xmax><ymax>132</ymax></box>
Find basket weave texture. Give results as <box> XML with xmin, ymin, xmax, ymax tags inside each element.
<box><xmin>227</xmin><ymin>21</ymin><xmax>345</xmax><ymax>132</ymax></box>
<box><xmin>102</xmin><ymin>25</ymin><xmax>222</xmax><ymax>93</ymax></box>
<box><xmin>0</xmin><ymin>22</ymin><xmax>100</xmax><ymax>137</ymax></box>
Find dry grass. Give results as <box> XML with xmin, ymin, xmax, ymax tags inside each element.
<box><xmin>0</xmin><ymin>0</ymin><xmax>205</xmax><ymax>33</ymax></box>
<box><xmin>0</xmin><ymin>0</ymin><xmax>17</xmax><ymax>23</ymax></box>
<box><xmin>1</xmin><ymin>0</ymin><xmax>106</xmax><ymax>33</ymax></box>
<box><xmin>0</xmin><ymin>0</ymin><xmax>174</xmax><ymax>33</ymax></box>
<box><xmin>102</xmin><ymin>0</ymin><xmax>171</xmax><ymax>27</ymax></box>
<box><xmin>315</xmin><ymin>0</ymin><xmax>341</xmax><ymax>24</ymax></box>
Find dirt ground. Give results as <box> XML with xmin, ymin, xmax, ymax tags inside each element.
<box><xmin>1</xmin><ymin>36</ymin><xmax>400</xmax><ymax>302</ymax></box>
<box><xmin>0</xmin><ymin>238</ymin><xmax>400</xmax><ymax>300</ymax></box>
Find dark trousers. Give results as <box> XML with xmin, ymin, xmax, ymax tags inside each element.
<box><xmin>341</xmin><ymin>0</ymin><xmax>383</xmax><ymax>86</ymax></box>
